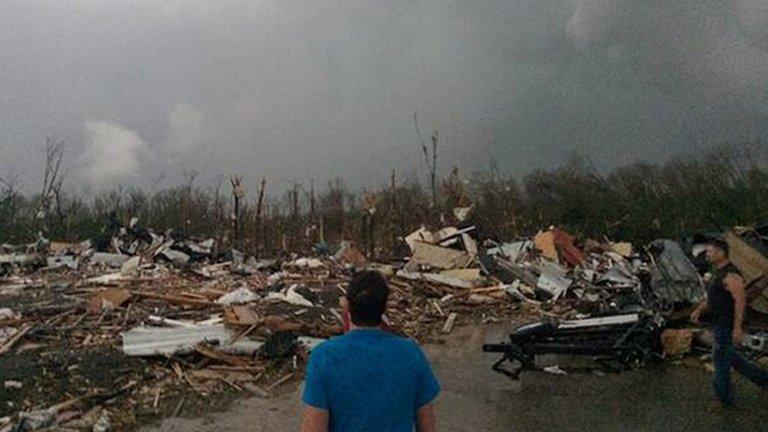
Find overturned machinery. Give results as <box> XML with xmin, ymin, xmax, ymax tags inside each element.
<box><xmin>483</xmin><ymin>313</ymin><xmax>665</xmax><ymax>379</ymax></box>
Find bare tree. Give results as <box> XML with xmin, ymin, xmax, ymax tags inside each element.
<box><xmin>254</xmin><ymin>176</ymin><xmax>267</xmax><ymax>256</ymax></box>
<box><xmin>389</xmin><ymin>168</ymin><xmax>399</xmax><ymax>253</ymax></box>
<box><xmin>229</xmin><ymin>175</ymin><xmax>245</xmax><ymax>246</ymax></box>
<box><xmin>289</xmin><ymin>182</ymin><xmax>300</xmax><ymax>251</ymax></box>
<box><xmin>181</xmin><ymin>169</ymin><xmax>198</xmax><ymax>235</ymax></box>
<box><xmin>38</xmin><ymin>137</ymin><xmax>65</xmax><ymax>234</ymax></box>
<box><xmin>361</xmin><ymin>191</ymin><xmax>378</xmax><ymax>258</ymax></box>
<box><xmin>414</xmin><ymin>110</ymin><xmax>438</xmax><ymax>208</ymax></box>
<box><xmin>0</xmin><ymin>174</ymin><xmax>20</xmax><ymax>227</ymax></box>
<box><xmin>309</xmin><ymin>179</ymin><xmax>317</xmax><ymax>244</ymax></box>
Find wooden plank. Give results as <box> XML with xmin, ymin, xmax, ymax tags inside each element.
<box><xmin>131</xmin><ymin>291</ymin><xmax>218</xmax><ymax>307</ymax></box>
<box><xmin>442</xmin><ymin>313</ymin><xmax>458</xmax><ymax>334</ymax></box>
<box><xmin>265</xmin><ymin>373</ymin><xmax>293</xmax><ymax>391</ymax></box>
<box><xmin>194</xmin><ymin>343</ymin><xmax>252</xmax><ymax>366</ymax></box>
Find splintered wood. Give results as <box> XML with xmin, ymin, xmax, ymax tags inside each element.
<box><xmin>442</xmin><ymin>313</ymin><xmax>458</xmax><ymax>334</ymax></box>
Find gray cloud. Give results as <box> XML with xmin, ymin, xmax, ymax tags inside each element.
<box><xmin>0</xmin><ymin>1</ymin><xmax>766</xmax><ymax>195</ymax></box>
<box><xmin>164</xmin><ymin>103</ymin><xmax>207</xmax><ymax>154</ymax></box>
<box><xmin>79</xmin><ymin>120</ymin><xmax>148</xmax><ymax>188</ymax></box>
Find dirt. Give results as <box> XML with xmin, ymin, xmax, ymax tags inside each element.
<box><xmin>0</xmin><ymin>345</ymin><xmax>141</xmax><ymax>417</ymax></box>
<box><xmin>138</xmin><ymin>324</ymin><xmax>768</xmax><ymax>432</ymax></box>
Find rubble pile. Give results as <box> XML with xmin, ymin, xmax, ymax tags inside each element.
<box><xmin>1</xmin><ymin>218</ymin><xmax>768</xmax><ymax>430</ymax></box>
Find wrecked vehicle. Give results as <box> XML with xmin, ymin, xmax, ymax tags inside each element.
<box><xmin>483</xmin><ymin>313</ymin><xmax>665</xmax><ymax>379</ymax></box>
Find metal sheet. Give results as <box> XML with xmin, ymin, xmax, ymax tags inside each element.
<box><xmin>648</xmin><ymin>239</ymin><xmax>704</xmax><ymax>304</ymax></box>
<box><xmin>122</xmin><ymin>325</ymin><xmax>233</xmax><ymax>356</ymax></box>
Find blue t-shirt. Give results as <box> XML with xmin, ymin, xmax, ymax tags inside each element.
<box><xmin>302</xmin><ymin>328</ymin><xmax>441</xmax><ymax>432</ymax></box>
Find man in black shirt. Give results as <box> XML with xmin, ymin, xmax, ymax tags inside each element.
<box><xmin>690</xmin><ymin>239</ymin><xmax>768</xmax><ymax>406</ymax></box>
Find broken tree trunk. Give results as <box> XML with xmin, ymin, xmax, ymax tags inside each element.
<box><xmin>230</xmin><ymin>175</ymin><xmax>245</xmax><ymax>248</ymax></box>
<box><xmin>255</xmin><ymin>176</ymin><xmax>267</xmax><ymax>257</ymax></box>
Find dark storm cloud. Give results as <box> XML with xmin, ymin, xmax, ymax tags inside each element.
<box><xmin>0</xmin><ymin>1</ymin><xmax>766</xmax><ymax>194</ymax></box>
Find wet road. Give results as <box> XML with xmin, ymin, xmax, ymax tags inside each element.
<box><xmin>141</xmin><ymin>325</ymin><xmax>768</xmax><ymax>432</ymax></box>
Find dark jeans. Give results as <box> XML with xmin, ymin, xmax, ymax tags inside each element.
<box><xmin>712</xmin><ymin>324</ymin><xmax>768</xmax><ymax>405</ymax></box>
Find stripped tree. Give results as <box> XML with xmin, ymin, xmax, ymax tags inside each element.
<box><xmin>229</xmin><ymin>175</ymin><xmax>245</xmax><ymax>247</ymax></box>
<box><xmin>254</xmin><ymin>176</ymin><xmax>267</xmax><ymax>256</ymax></box>
<box><xmin>413</xmin><ymin>110</ymin><xmax>438</xmax><ymax>209</ymax></box>
<box><xmin>0</xmin><ymin>174</ymin><xmax>20</xmax><ymax>236</ymax></box>
<box><xmin>38</xmin><ymin>137</ymin><xmax>65</xmax><ymax>235</ymax></box>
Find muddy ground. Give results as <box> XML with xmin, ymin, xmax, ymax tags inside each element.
<box><xmin>139</xmin><ymin>324</ymin><xmax>768</xmax><ymax>432</ymax></box>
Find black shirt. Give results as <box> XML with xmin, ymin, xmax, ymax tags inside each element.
<box><xmin>705</xmin><ymin>263</ymin><xmax>741</xmax><ymax>328</ymax></box>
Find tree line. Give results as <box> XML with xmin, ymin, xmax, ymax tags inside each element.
<box><xmin>1</xmin><ymin>143</ymin><xmax>766</xmax><ymax>258</ymax></box>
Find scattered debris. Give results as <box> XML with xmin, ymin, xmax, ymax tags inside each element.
<box><xmin>92</xmin><ymin>410</ymin><xmax>111</xmax><ymax>432</ymax></box>
<box><xmin>216</xmin><ymin>286</ymin><xmax>259</xmax><ymax>305</ymax></box>
<box><xmin>661</xmin><ymin>329</ymin><xmax>694</xmax><ymax>357</ymax></box>
<box><xmin>1</xmin><ymin>216</ymin><xmax>766</xmax><ymax>430</ymax></box>
<box><xmin>725</xmin><ymin>230</ymin><xmax>768</xmax><ymax>314</ymax></box>
<box><xmin>4</xmin><ymin>381</ymin><xmax>23</xmax><ymax>389</ymax></box>
<box><xmin>744</xmin><ymin>332</ymin><xmax>768</xmax><ymax>353</ymax></box>
<box><xmin>543</xmin><ymin>365</ymin><xmax>568</xmax><ymax>376</ymax></box>
<box><xmin>265</xmin><ymin>285</ymin><xmax>314</xmax><ymax>307</ymax></box>
<box><xmin>0</xmin><ymin>308</ymin><xmax>18</xmax><ymax>320</ymax></box>
<box><xmin>88</xmin><ymin>289</ymin><xmax>131</xmax><ymax>314</ymax></box>
<box><xmin>334</xmin><ymin>241</ymin><xmax>367</xmax><ymax>266</ymax></box>
<box><xmin>409</xmin><ymin>242</ymin><xmax>472</xmax><ymax>270</ymax></box>
<box><xmin>90</xmin><ymin>252</ymin><xmax>131</xmax><ymax>268</ymax></box>
<box><xmin>261</xmin><ymin>331</ymin><xmax>298</xmax><ymax>359</ymax></box>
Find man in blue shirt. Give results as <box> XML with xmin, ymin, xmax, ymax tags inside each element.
<box><xmin>300</xmin><ymin>270</ymin><xmax>441</xmax><ymax>432</ymax></box>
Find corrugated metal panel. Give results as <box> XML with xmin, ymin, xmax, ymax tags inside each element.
<box><xmin>122</xmin><ymin>325</ymin><xmax>233</xmax><ymax>356</ymax></box>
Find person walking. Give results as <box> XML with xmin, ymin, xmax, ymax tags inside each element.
<box><xmin>690</xmin><ymin>239</ymin><xmax>768</xmax><ymax>406</ymax></box>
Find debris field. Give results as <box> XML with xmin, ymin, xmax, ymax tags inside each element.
<box><xmin>2</xmin><ymin>219</ymin><xmax>768</xmax><ymax>431</ymax></box>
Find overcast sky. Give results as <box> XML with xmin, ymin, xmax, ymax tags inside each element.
<box><xmin>1</xmin><ymin>0</ymin><xmax>766</xmax><ymax>195</ymax></box>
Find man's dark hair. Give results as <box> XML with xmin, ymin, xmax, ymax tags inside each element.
<box><xmin>709</xmin><ymin>238</ymin><xmax>730</xmax><ymax>256</ymax></box>
<box><xmin>346</xmin><ymin>270</ymin><xmax>389</xmax><ymax>327</ymax></box>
